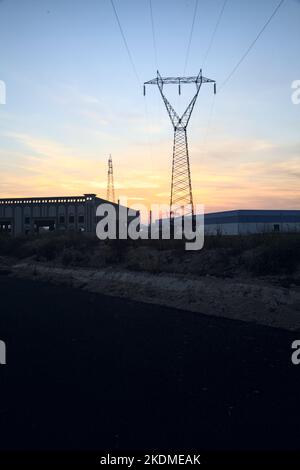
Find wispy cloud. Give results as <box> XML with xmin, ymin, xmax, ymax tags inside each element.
<box><xmin>1</xmin><ymin>128</ymin><xmax>299</xmax><ymax>212</ymax></box>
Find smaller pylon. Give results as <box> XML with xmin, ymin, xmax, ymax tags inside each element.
<box><xmin>106</xmin><ymin>154</ymin><xmax>115</xmax><ymax>203</ymax></box>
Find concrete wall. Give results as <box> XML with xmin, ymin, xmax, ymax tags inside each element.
<box><xmin>204</xmin><ymin>221</ymin><xmax>300</xmax><ymax>235</ymax></box>
<box><xmin>238</xmin><ymin>222</ymin><xmax>300</xmax><ymax>235</ymax></box>
<box><xmin>204</xmin><ymin>223</ymin><xmax>239</xmax><ymax>235</ymax></box>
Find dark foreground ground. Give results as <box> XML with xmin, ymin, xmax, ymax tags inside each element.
<box><xmin>0</xmin><ymin>275</ymin><xmax>299</xmax><ymax>452</ymax></box>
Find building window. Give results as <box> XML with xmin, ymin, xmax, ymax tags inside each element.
<box><xmin>78</xmin><ymin>215</ymin><xmax>84</xmax><ymax>224</ymax></box>
<box><xmin>25</xmin><ymin>217</ymin><xmax>30</xmax><ymax>224</ymax></box>
<box><xmin>59</xmin><ymin>215</ymin><xmax>65</xmax><ymax>224</ymax></box>
<box><xmin>273</xmin><ymin>224</ymin><xmax>280</xmax><ymax>232</ymax></box>
<box><xmin>69</xmin><ymin>215</ymin><xmax>75</xmax><ymax>224</ymax></box>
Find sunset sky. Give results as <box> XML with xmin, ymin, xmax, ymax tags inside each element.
<box><xmin>0</xmin><ymin>0</ymin><xmax>299</xmax><ymax>213</ymax></box>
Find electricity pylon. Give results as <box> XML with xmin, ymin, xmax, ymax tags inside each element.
<box><xmin>106</xmin><ymin>154</ymin><xmax>115</xmax><ymax>203</ymax></box>
<box><xmin>144</xmin><ymin>70</ymin><xmax>216</xmax><ymax>217</ymax></box>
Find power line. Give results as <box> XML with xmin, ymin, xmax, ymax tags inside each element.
<box><xmin>202</xmin><ymin>0</ymin><xmax>285</xmax><ymax>175</ymax></box>
<box><xmin>110</xmin><ymin>0</ymin><xmax>153</xmax><ymax>178</ymax></box>
<box><xmin>201</xmin><ymin>93</ymin><xmax>216</xmax><ymax>154</ymax></box>
<box><xmin>110</xmin><ymin>0</ymin><xmax>141</xmax><ymax>85</ymax></box>
<box><xmin>183</xmin><ymin>0</ymin><xmax>199</xmax><ymax>75</ymax></box>
<box><xmin>149</xmin><ymin>0</ymin><xmax>158</xmax><ymax>70</ymax></box>
<box><xmin>220</xmin><ymin>0</ymin><xmax>285</xmax><ymax>91</ymax></box>
<box><xmin>203</xmin><ymin>0</ymin><xmax>228</xmax><ymax>67</ymax></box>
<box><xmin>109</xmin><ymin>0</ymin><xmax>157</xmax><ymax>190</ymax></box>
<box><xmin>199</xmin><ymin>0</ymin><xmax>228</xmax><ymax>154</ymax></box>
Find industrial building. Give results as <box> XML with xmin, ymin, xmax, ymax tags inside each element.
<box><xmin>204</xmin><ymin>210</ymin><xmax>300</xmax><ymax>235</ymax></box>
<box><xmin>0</xmin><ymin>193</ymin><xmax>135</xmax><ymax>236</ymax></box>
<box><xmin>155</xmin><ymin>209</ymin><xmax>300</xmax><ymax>237</ymax></box>
<box><xmin>1</xmin><ymin>196</ymin><xmax>299</xmax><ymax>238</ymax></box>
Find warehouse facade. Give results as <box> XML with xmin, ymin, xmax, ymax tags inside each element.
<box><xmin>0</xmin><ymin>193</ymin><xmax>134</xmax><ymax>236</ymax></box>
<box><xmin>155</xmin><ymin>209</ymin><xmax>300</xmax><ymax>238</ymax></box>
<box><xmin>204</xmin><ymin>210</ymin><xmax>300</xmax><ymax>235</ymax></box>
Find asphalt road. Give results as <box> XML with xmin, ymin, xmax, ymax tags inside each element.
<box><xmin>0</xmin><ymin>276</ymin><xmax>299</xmax><ymax>451</ymax></box>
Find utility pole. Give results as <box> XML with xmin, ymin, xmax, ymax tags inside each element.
<box><xmin>106</xmin><ymin>154</ymin><xmax>115</xmax><ymax>203</ymax></box>
<box><xmin>144</xmin><ymin>70</ymin><xmax>216</xmax><ymax>217</ymax></box>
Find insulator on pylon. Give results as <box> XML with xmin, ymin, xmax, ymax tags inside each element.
<box><xmin>178</xmin><ymin>83</ymin><xmax>181</xmax><ymax>95</ymax></box>
<box><xmin>214</xmin><ymin>83</ymin><xmax>217</xmax><ymax>94</ymax></box>
<box><xmin>143</xmin><ymin>85</ymin><xmax>146</xmax><ymax>96</ymax></box>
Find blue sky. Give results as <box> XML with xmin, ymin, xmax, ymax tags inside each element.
<box><xmin>0</xmin><ymin>0</ymin><xmax>299</xmax><ymax>211</ymax></box>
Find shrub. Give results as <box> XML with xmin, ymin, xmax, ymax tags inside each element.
<box><xmin>242</xmin><ymin>235</ymin><xmax>300</xmax><ymax>275</ymax></box>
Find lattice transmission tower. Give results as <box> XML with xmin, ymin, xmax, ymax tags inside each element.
<box><xmin>144</xmin><ymin>70</ymin><xmax>216</xmax><ymax>217</ymax></box>
<box><xmin>106</xmin><ymin>154</ymin><xmax>115</xmax><ymax>203</ymax></box>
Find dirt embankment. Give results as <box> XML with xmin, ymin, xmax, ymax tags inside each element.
<box><xmin>0</xmin><ymin>257</ymin><xmax>299</xmax><ymax>332</ymax></box>
<box><xmin>1</xmin><ymin>233</ymin><xmax>300</xmax><ymax>331</ymax></box>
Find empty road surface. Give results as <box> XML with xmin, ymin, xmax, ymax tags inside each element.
<box><xmin>0</xmin><ymin>276</ymin><xmax>299</xmax><ymax>451</ymax></box>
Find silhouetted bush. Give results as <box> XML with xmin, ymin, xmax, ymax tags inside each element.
<box><xmin>0</xmin><ymin>234</ymin><xmax>29</xmax><ymax>257</ymax></box>
<box><xmin>61</xmin><ymin>247</ymin><xmax>87</xmax><ymax>266</ymax></box>
<box><xmin>241</xmin><ymin>236</ymin><xmax>300</xmax><ymax>275</ymax></box>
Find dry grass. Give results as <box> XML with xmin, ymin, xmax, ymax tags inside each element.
<box><xmin>0</xmin><ymin>231</ymin><xmax>300</xmax><ymax>277</ymax></box>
